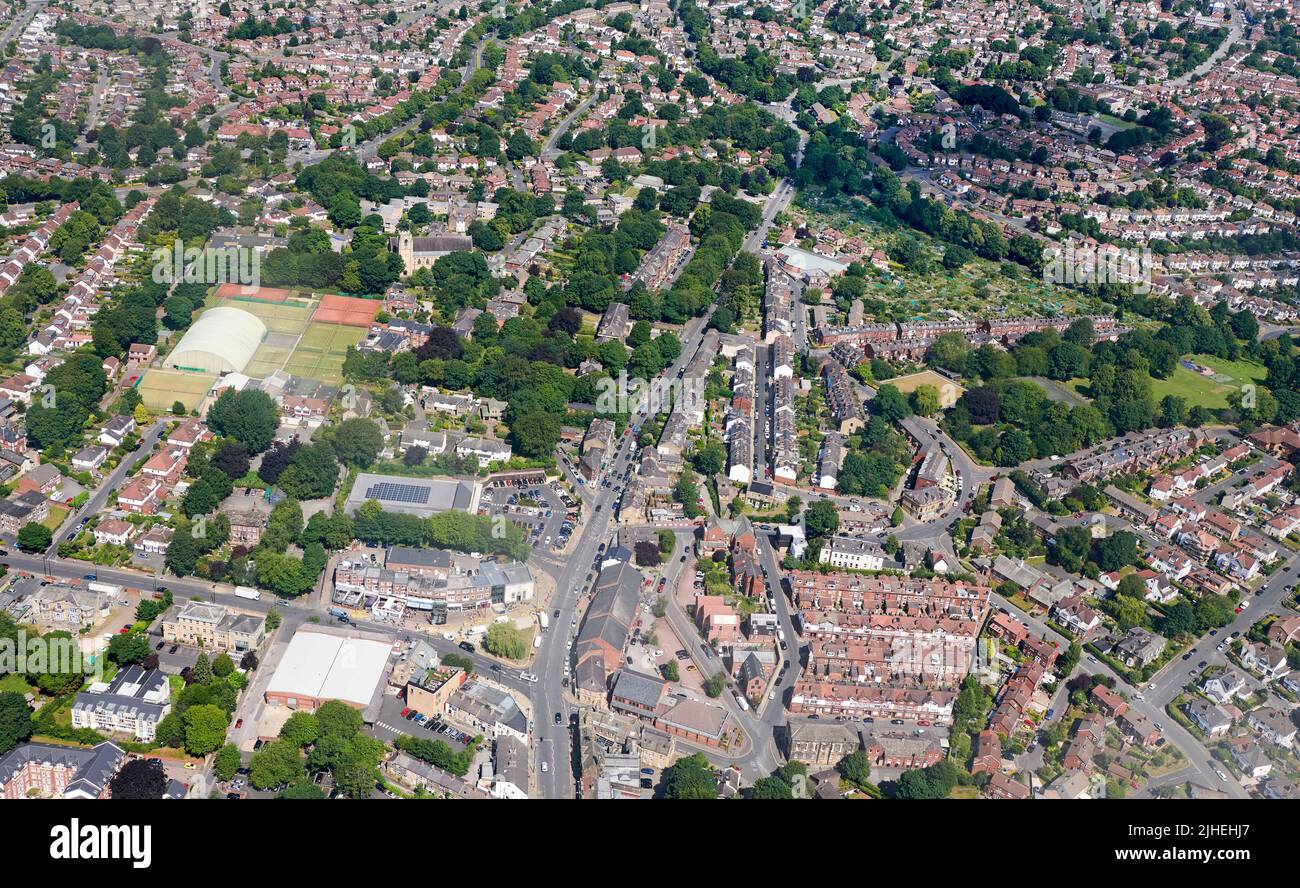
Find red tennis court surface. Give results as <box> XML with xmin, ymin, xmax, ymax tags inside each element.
<box><xmin>215</xmin><ymin>283</ymin><xmax>292</xmax><ymax>302</ymax></box>
<box><xmin>311</xmin><ymin>293</ymin><xmax>382</xmax><ymax>327</ymax></box>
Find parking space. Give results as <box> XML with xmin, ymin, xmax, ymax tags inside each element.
<box><xmin>479</xmin><ymin>478</ymin><xmax>576</xmax><ymax>552</ymax></box>
<box><xmin>370</xmin><ymin>690</ymin><xmax>473</xmax><ymax>751</ymax></box>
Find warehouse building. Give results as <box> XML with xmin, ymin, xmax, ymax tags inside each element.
<box><xmin>344</xmin><ymin>472</ymin><xmax>482</xmax><ymax>518</ymax></box>
<box><xmin>264</xmin><ymin>626</ymin><xmax>392</xmax><ymax>718</ymax></box>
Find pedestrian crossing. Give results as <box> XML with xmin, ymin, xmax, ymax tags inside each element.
<box><xmin>374</xmin><ymin>721</ymin><xmax>403</xmax><ymax>735</ymax></box>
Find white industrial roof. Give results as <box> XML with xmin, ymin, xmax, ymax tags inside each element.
<box><xmin>167</xmin><ymin>306</ymin><xmax>267</xmax><ymax>374</ymax></box>
<box><xmin>266</xmin><ymin>629</ymin><xmax>391</xmax><ymax>708</ymax></box>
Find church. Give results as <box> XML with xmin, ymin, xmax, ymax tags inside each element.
<box><xmin>391</xmin><ymin>230</ymin><xmax>475</xmax><ymax>275</ymax></box>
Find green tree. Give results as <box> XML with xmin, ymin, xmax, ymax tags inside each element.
<box><xmin>804</xmin><ymin>499</ymin><xmax>840</xmax><ymax>539</ymax></box>
<box><xmin>182</xmin><ymin>704</ymin><xmax>229</xmax><ymax>756</ymax></box>
<box><xmin>250</xmin><ymin>739</ymin><xmax>305</xmax><ymax>790</ymax></box>
<box><xmin>483</xmin><ymin>622</ymin><xmax>528</xmax><ymax>660</ymax></box>
<box><xmin>327</xmin><ymin>418</ymin><xmax>384</xmax><ymax>468</ymax></box>
<box><xmin>836</xmin><ymin>750</ymin><xmax>871</xmax><ymax>788</ymax></box>
<box><xmin>910</xmin><ymin>384</ymin><xmax>941</xmax><ymax>416</ymax></box>
<box><xmin>107</xmin><ymin>632</ymin><xmax>149</xmax><ymax>666</ymax></box>
<box><xmin>191</xmin><ymin>652</ymin><xmax>214</xmax><ymax>685</ymax></box>
<box><xmin>213</xmin><ymin>743</ymin><xmax>242</xmax><ymax>782</ymax></box>
<box><xmin>16</xmin><ymin>523</ymin><xmax>52</xmax><ymax>553</ymax></box>
<box><xmin>663</xmin><ymin>752</ymin><xmax>717</xmax><ymax>799</ymax></box>
<box><xmin>207</xmin><ymin>388</ymin><xmax>279</xmax><ymax>453</ymax></box>
<box><xmin>315</xmin><ymin>700</ymin><xmax>363</xmax><ymax>740</ymax></box>
<box><xmin>751</xmin><ymin>776</ymin><xmax>794</xmax><ymax>799</ymax></box>
<box><xmin>0</xmin><ymin>692</ymin><xmax>33</xmax><ymax>755</ymax></box>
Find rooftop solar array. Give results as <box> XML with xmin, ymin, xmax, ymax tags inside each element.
<box><xmin>365</xmin><ymin>481</ymin><xmax>431</xmax><ymax>505</ymax></box>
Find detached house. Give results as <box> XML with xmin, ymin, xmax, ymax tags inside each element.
<box><xmin>72</xmin><ymin>445</ymin><xmax>108</xmax><ymax>472</ymax></box>
<box><xmin>1240</xmin><ymin>641</ymin><xmax>1291</xmax><ymax>681</ymax></box>
<box><xmin>1112</xmin><ymin>628</ymin><xmax>1166</xmax><ymax>669</ymax></box>
<box><xmin>92</xmin><ymin>519</ymin><xmax>133</xmax><ymax>547</ymax></box>
<box><xmin>97</xmin><ymin>415</ymin><xmax>135</xmax><ymax>447</ymax></box>
<box><xmin>1182</xmin><ymin>698</ymin><xmax>1233</xmax><ymax>737</ymax></box>
<box><xmin>1201</xmin><ymin>669</ymin><xmax>1249</xmax><ymax>705</ymax></box>
<box><xmin>1248</xmin><ymin>706</ymin><xmax>1297</xmax><ymax>748</ymax></box>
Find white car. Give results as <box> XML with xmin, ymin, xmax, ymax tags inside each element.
<box><xmin>520</xmin><ymin>672</ymin><xmax>538</xmax><ymax>683</ymax></box>
<box><xmin>540</xmin><ymin>762</ymin><xmax>549</xmax><ymax>773</ymax></box>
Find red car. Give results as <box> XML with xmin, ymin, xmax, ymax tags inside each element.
<box><xmin>400</xmin><ymin>707</ymin><xmax>411</xmax><ymax>718</ymax></box>
<box><xmin>118</xmin><ymin>626</ymin><xmax>131</xmax><ymax>634</ymax></box>
<box><xmin>234</xmin><ymin>718</ymin><xmax>243</xmax><ymax>729</ymax></box>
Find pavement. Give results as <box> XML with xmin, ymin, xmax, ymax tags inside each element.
<box><xmin>988</xmin><ymin>578</ymin><xmax>1274</xmax><ymax>800</ymax></box>
<box><xmin>47</xmin><ymin>420</ymin><xmax>166</xmax><ymax>555</ymax></box>
<box><xmin>530</xmin><ymin>304</ymin><xmax>718</xmax><ymax>798</ymax></box>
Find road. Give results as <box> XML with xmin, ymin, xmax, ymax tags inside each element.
<box><xmin>542</xmin><ymin>92</ymin><xmax>598</xmax><ymax>158</ymax></box>
<box><xmin>1169</xmin><ymin>0</ymin><xmax>1244</xmax><ymax>87</ymax></box>
<box><xmin>1</xmin><ymin>0</ymin><xmax>44</xmax><ymax>45</ymax></box>
<box><xmin>896</xmin><ymin>415</ymin><xmax>992</xmax><ymax>538</ymax></box>
<box><xmin>741</xmin><ymin>178</ymin><xmax>795</xmax><ymax>256</ymax></box>
<box><xmin>990</xmin><ymin>589</ymin><xmax>1253</xmax><ymax>799</ymax></box>
<box><xmin>46</xmin><ymin>420</ymin><xmax>166</xmax><ymax>556</ymax></box>
<box><xmin>652</xmin><ymin>530</ymin><xmax>776</xmax><ymax>778</ymax></box>
<box><xmin>532</xmin><ymin>305</ymin><xmax>718</xmax><ymax>798</ymax></box>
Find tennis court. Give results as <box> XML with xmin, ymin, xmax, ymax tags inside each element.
<box><xmin>311</xmin><ymin>293</ymin><xmax>381</xmax><ymax>327</ymax></box>
<box><xmin>215</xmin><ymin>283</ymin><xmax>294</xmax><ymax>302</ymax></box>
<box><xmin>244</xmin><ymin>336</ymin><xmax>297</xmax><ymax>379</ymax></box>
<box><xmin>136</xmin><ymin>368</ymin><xmax>218</xmax><ymax>412</ymax></box>
<box><xmin>280</xmin><ymin>322</ymin><xmax>365</xmax><ymax>384</ymax></box>
<box><xmin>212</xmin><ymin>298</ymin><xmax>315</xmax><ymax>336</ymax></box>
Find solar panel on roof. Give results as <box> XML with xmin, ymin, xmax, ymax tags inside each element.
<box><xmin>365</xmin><ymin>482</ymin><xmax>431</xmax><ymax>504</ymax></box>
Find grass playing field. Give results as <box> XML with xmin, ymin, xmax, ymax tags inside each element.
<box><xmin>221</xmin><ymin>298</ymin><xmax>315</xmax><ymax>335</ymax></box>
<box><xmin>137</xmin><ymin>367</ymin><xmax>219</xmax><ymax>411</ymax></box>
<box><xmin>886</xmin><ymin>369</ymin><xmax>966</xmax><ymax>407</ymax></box>
<box><xmin>279</xmin><ymin>322</ymin><xmax>365</xmax><ymax>384</ymax></box>
<box><xmin>1150</xmin><ymin>355</ymin><xmax>1268</xmax><ymax>410</ymax></box>
<box><xmin>168</xmin><ymin>295</ymin><xmax>363</xmax><ymax>386</ymax></box>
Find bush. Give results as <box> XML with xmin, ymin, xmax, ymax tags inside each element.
<box><xmin>483</xmin><ymin>622</ymin><xmax>527</xmax><ymax>660</ymax></box>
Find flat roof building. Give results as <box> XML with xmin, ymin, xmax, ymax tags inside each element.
<box><xmin>344</xmin><ymin>472</ymin><xmax>481</xmax><ymax>517</ymax></box>
<box><xmin>265</xmin><ymin>627</ymin><xmax>392</xmax><ymax>717</ymax></box>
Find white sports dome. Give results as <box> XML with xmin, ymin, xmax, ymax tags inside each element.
<box><xmin>166</xmin><ymin>306</ymin><xmax>267</xmax><ymax>374</ymax></box>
